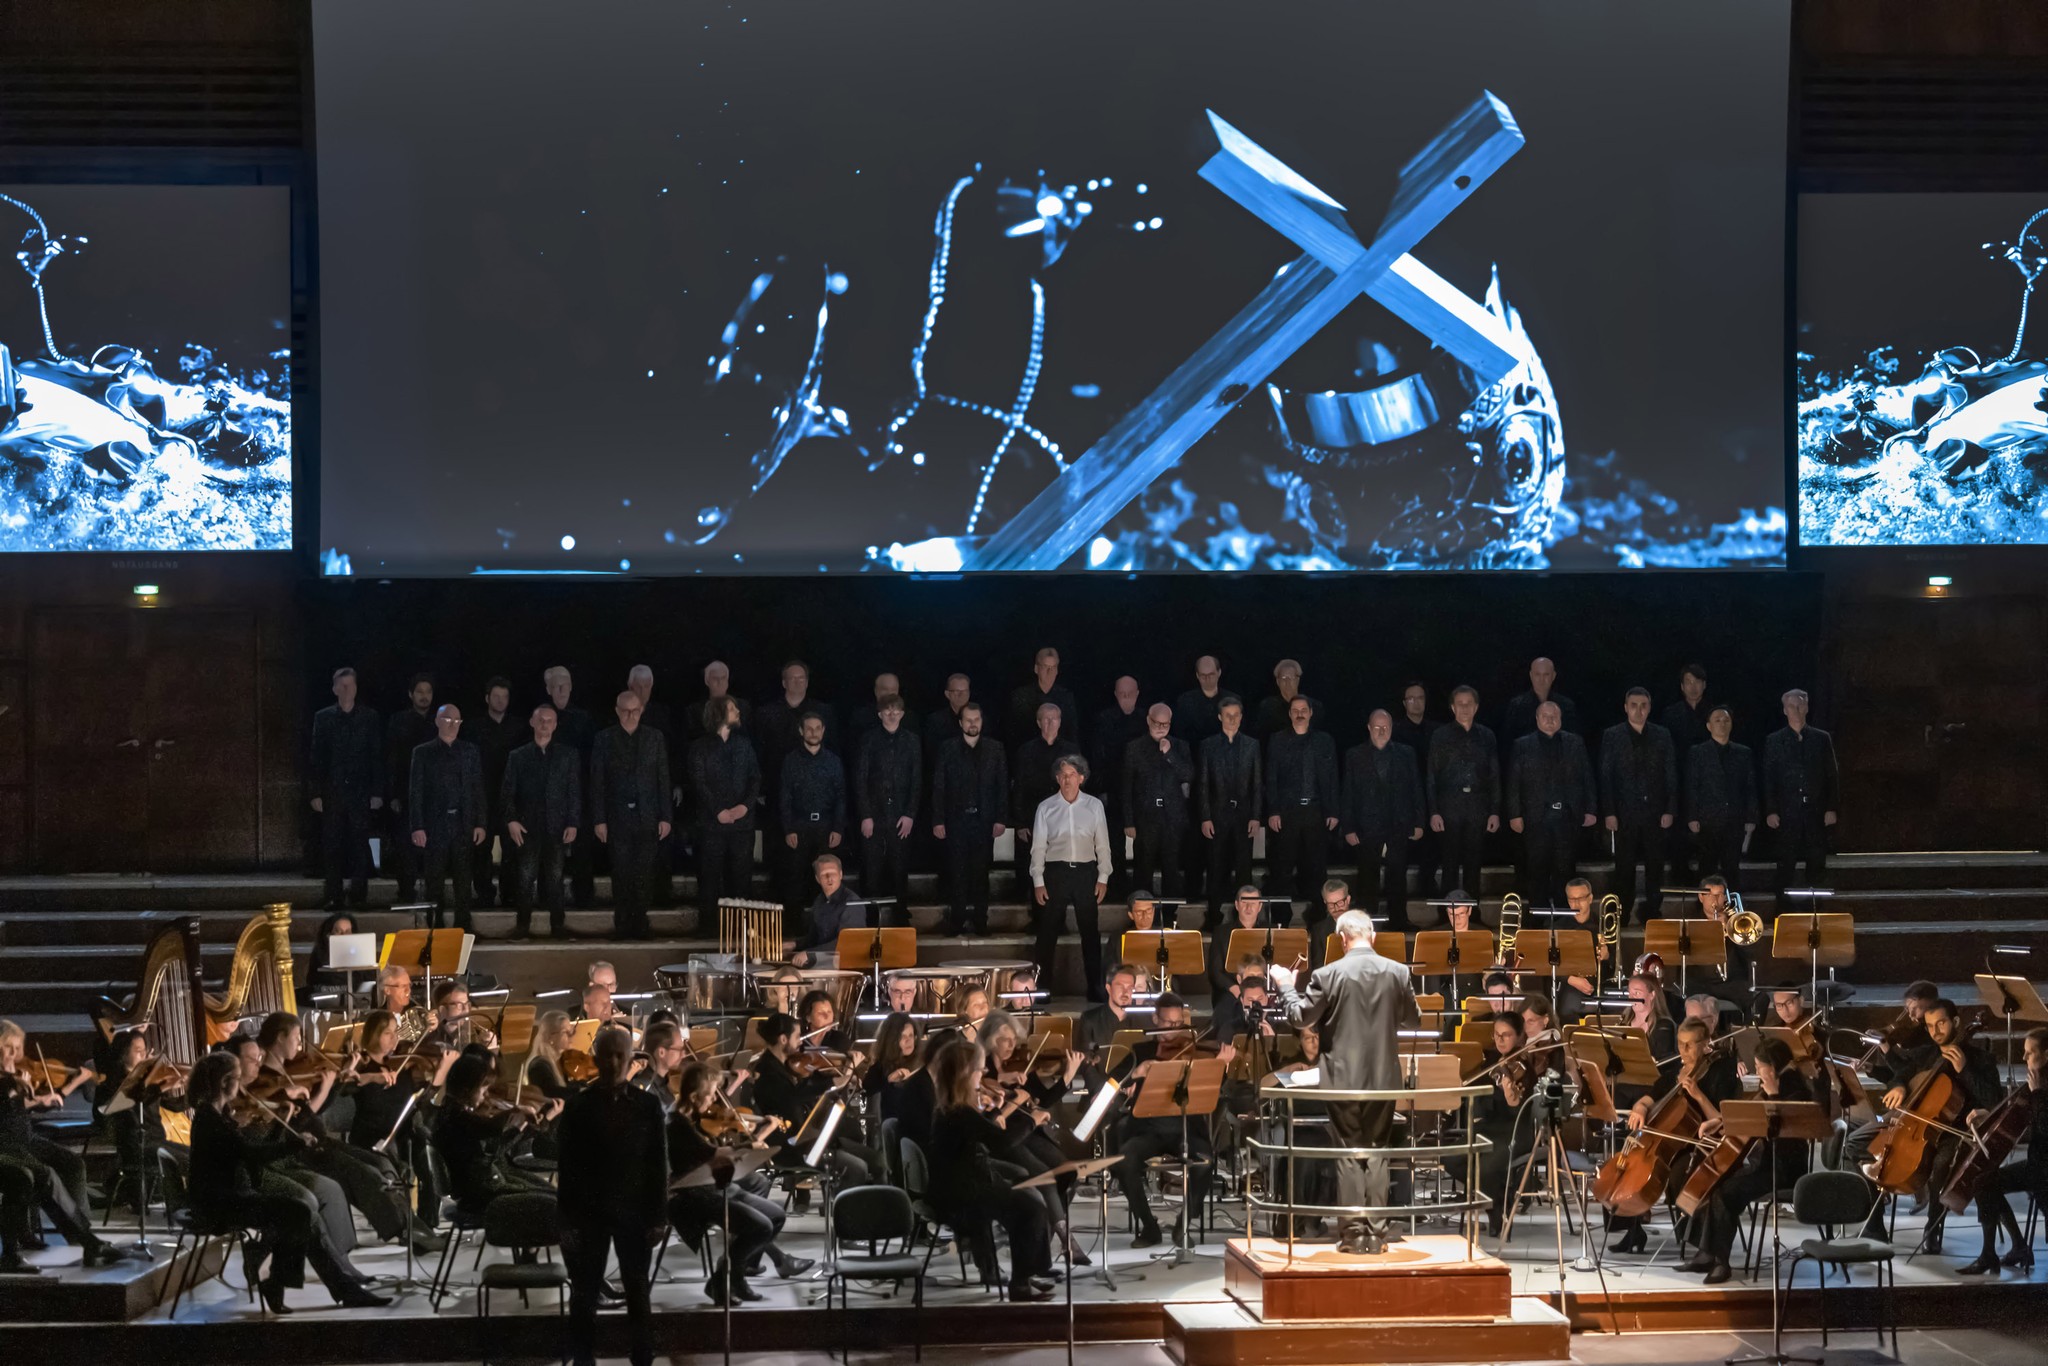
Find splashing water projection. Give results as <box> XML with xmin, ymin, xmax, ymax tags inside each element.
<box><xmin>1799</xmin><ymin>204</ymin><xmax>2048</xmax><ymax>546</ymax></box>
<box><xmin>0</xmin><ymin>190</ymin><xmax>290</xmax><ymax>552</ymax></box>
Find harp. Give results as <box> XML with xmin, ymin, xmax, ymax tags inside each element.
<box><xmin>204</xmin><ymin>903</ymin><xmax>298</xmax><ymax>1042</ymax></box>
<box><xmin>95</xmin><ymin>917</ymin><xmax>208</xmax><ymax>1068</ymax></box>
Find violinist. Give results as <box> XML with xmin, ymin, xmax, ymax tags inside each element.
<box><xmin>0</xmin><ymin>1020</ymin><xmax>133</xmax><ymax>1269</ymax></box>
<box><xmin>862</xmin><ymin>1012</ymin><xmax>927</xmax><ymax>1137</ymax></box>
<box><xmin>1765</xmin><ymin>988</ymin><xmax>1805</xmax><ymax>1030</ymax></box>
<box><xmin>633</xmin><ymin>1020</ymin><xmax>689</xmax><ymax>1115</ymax></box>
<box><xmin>1609</xmin><ymin>1017</ymin><xmax>1739</xmax><ymax>1255</ymax></box>
<box><xmin>1473</xmin><ymin>1012</ymin><xmax>1542</xmax><ymax>1238</ymax></box>
<box><xmin>1957</xmin><ymin>1026</ymin><xmax>2046</xmax><ymax>1275</ymax></box>
<box><xmin>254</xmin><ymin>1012</ymin><xmax>426</xmax><ymax>1255</ymax></box>
<box><xmin>184</xmin><ymin>1052</ymin><xmax>389</xmax><ymax>1312</ymax></box>
<box><xmin>951</xmin><ymin>987</ymin><xmax>993</xmax><ymax>1041</ymax></box>
<box><xmin>666</xmin><ymin>1061</ymin><xmax>814</xmax><ymax>1306</ymax></box>
<box><xmin>1845</xmin><ymin>998</ymin><xmax>1999</xmax><ymax>1245</ymax></box>
<box><xmin>432</xmin><ymin>1053</ymin><xmax>560</xmax><ymax>1219</ymax></box>
<box><xmin>346</xmin><ymin>1008</ymin><xmax>456</xmax><ymax>1239</ymax></box>
<box><xmin>1520</xmin><ymin>996</ymin><xmax>1562</xmax><ymax>1076</ymax></box>
<box><xmin>1113</xmin><ymin>992</ymin><xmax>1233</xmax><ymax>1249</ymax></box>
<box><xmin>981</xmin><ymin>1012</ymin><xmax>1089</xmax><ymax>1265</ymax></box>
<box><xmin>1689</xmin><ymin>1036</ymin><xmax>1811</xmax><ymax>1285</ymax></box>
<box><xmin>1684</xmin><ymin>994</ymin><xmax>1731</xmax><ymax>1040</ymax></box>
<box><xmin>95</xmin><ymin>1027</ymin><xmax>187</xmax><ymax>1213</ymax></box>
<box><xmin>925</xmin><ymin>1038</ymin><xmax>1057</xmax><ymax>1302</ymax></box>
<box><xmin>374</xmin><ymin>964</ymin><xmax>436</xmax><ymax>1045</ymax></box>
<box><xmin>525</xmin><ymin>1010</ymin><xmax>584</xmax><ymax>1104</ymax></box>
<box><xmin>746</xmin><ymin>1012</ymin><xmax>875</xmax><ymax>1185</ymax></box>
<box><xmin>223</xmin><ymin>1035</ymin><xmax>366</xmax><ymax>1265</ymax></box>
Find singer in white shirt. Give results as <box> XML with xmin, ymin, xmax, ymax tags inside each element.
<box><xmin>1029</xmin><ymin>756</ymin><xmax>1114</xmax><ymax>1003</ymax></box>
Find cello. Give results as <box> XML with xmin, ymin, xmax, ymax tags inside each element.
<box><xmin>1866</xmin><ymin>1015</ymin><xmax>1984</xmax><ymax>1195</ymax></box>
<box><xmin>1592</xmin><ymin>1059</ymin><xmax>1712</xmax><ymax>1218</ymax></box>
<box><xmin>1939</xmin><ymin>1082</ymin><xmax>2036</xmax><ymax>1215</ymax></box>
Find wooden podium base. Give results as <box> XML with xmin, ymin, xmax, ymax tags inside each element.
<box><xmin>1165</xmin><ymin>1237</ymin><xmax>1569</xmax><ymax>1366</ymax></box>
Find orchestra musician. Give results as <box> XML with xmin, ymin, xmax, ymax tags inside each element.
<box><xmin>184</xmin><ymin>1052</ymin><xmax>389</xmax><ymax>1311</ymax></box>
<box><xmin>980</xmin><ymin>1012</ymin><xmax>1088</xmax><ymax>1264</ymax></box>
<box><xmin>1262</xmin><ymin>1022</ymin><xmax>1332</xmax><ymax>1236</ymax></box>
<box><xmin>634</xmin><ymin>1021</ymin><xmax>689</xmax><ymax>1115</ymax></box>
<box><xmin>1559</xmin><ymin>878</ymin><xmax>1608</xmax><ymax>1020</ymax></box>
<box><xmin>862</xmin><ymin>1012</ymin><xmax>927</xmax><ymax>1136</ymax></box>
<box><xmin>1866</xmin><ymin>981</ymin><xmax>1942</xmax><ymax>1088</ymax></box>
<box><xmin>1688</xmin><ymin>1035</ymin><xmax>1811</xmax><ymax>1284</ymax></box>
<box><xmin>425</xmin><ymin>981</ymin><xmax>501</xmax><ymax>1057</ymax></box>
<box><xmin>1209</xmin><ymin>885</ymin><xmax>1274</xmax><ymax>1001</ymax></box>
<box><xmin>744</xmin><ymin>1013</ymin><xmax>876</xmax><ymax>1186</ymax></box>
<box><xmin>1268</xmin><ymin>909</ymin><xmax>1418</xmax><ymax>1256</ymax></box>
<box><xmin>432</xmin><ymin>1052</ymin><xmax>561</xmax><ymax>1221</ymax></box>
<box><xmin>95</xmin><ymin>1026</ymin><xmax>186</xmax><ymax>1214</ymax></box>
<box><xmin>795</xmin><ymin>990</ymin><xmax>851</xmax><ymax>1053</ymax></box>
<box><xmin>883</xmin><ymin>974</ymin><xmax>920</xmax><ymax>1016</ymax></box>
<box><xmin>1957</xmin><ymin>1026</ymin><xmax>2046</xmax><ymax>1275</ymax></box>
<box><xmin>0</xmin><ymin>1020</ymin><xmax>134</xmax><ymax>1269</ymax></box>
<box><xmin>576</xmin><ymin>980</ymin><xmax>624</xmax><ymax>1027</ymax></box>
<box><xmin>222</xmin><ymin>1035</ymin><xmax>369</xmax><ymax>1271</ymax></box>
<box><xmin>1608</xmin><ymin>1017</ymin><xmax>1741</xmax><ymax>1255</ymax></box>
<box><xmin>1075</xmin><ymin>965</ymin><xmax>1142</xmax><ymax>1088</ymax></box>
<box><xmin>789</xmin><ymin>852</ymin><xmax>855</xmax><ymax>967</ymax></box>
<box><xmin>1694</xmin><ymin>876</ymin><xmax>1753</xmax><ymax>1016</ymax></box>
<box><xmin>1845</xmin><ymin>997</ymin><xmax>1999</xmax><ymax>1246</ymax></box>
<box><xmin>950</xmin><ymin>987</ymin><xmax>993</xmax><ymax>1042</ymax></box>
<box><xmin>374</xmin><ymin>964</ymin><xmax>436</xmax><ymax>1044</ymax></box>
<box><xmin>666</xmin><ymin>1060</ymin><xmax>815</xmax><ymax>1306</ymax></box>
<box><xmin>344</xmin><ymin>1008</ymin><xmax>455</xmax><ymax>1239</ymax></box>
<box><xmin>925</xmin><ymin>1037</ymin><xmax>1057</xmax><ymax>1302</ymax></box>
<box><xmin>1472</xmin><ymin>1011</ymin><xmax>1547</xmax><ymax>1238</ymax></box>
<box><xmin>1113</xmin><ymin>993</ymin><xmax>1234</xmax><ymax>1249</ymax></box>
<box><xmin>526</xmin><ymin>1010</ymin><xmax>584</xmax><ymax>1104</ymax></box>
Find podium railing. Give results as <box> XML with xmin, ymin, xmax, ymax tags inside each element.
<box><xmin>1249</xmin><ymin>1082</ymin><xmax>1493</xmax><ymax>1262</ymax></box>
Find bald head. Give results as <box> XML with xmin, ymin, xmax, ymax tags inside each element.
<box><xmin>433</xmin><ymin>704</ymin><xmax>463</xmax><ymax>741</ymax></box>
<box><xmin>1529</xmin><ymin>657</ymin><xmax>1557</xmax><ymax>694</ymax></box>
<box><xmin>1114</xmin><ymin>676</ymin><xmax>1140</xmax><ymax>711</ymax></box>
<box><xmin>1368</xmin><ymin>709</ymin><xmax>1392</xmax><ymax>745</ymax></box>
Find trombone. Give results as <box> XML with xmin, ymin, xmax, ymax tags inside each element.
<box><xmin>1597</xmin><ymin>893</ymin><xmax>1626</xmax><ymax>992</ymax></box>
<box><xmin>1720</xmin><ymin>891</ymin><xmax>1764</xmax><ymax>980</ymax></box>
<box><xmin>1495</xmin><ymin>892</ymin><xmax>1523</xmax><ymax>967</ymax></box>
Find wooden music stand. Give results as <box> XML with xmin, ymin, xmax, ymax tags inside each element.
<box><xmin>378</xmin><ymin>929</ymin><xmax>468</xmax><ymax>1016</ymax></box>
<box><xmin>1566</xmin><ymin>1027</ymin><xmax>1661</xmax><ymax>1090</ymax></box>
<box><xmin>1028</xmin><ymin>1015</ymin><xmax>1075</xmax><ymax>1052</ymax></box>
<box><xmin>565</xmin><ymin>1018</ymin><xmax>606</xmax><ymax>1052</ymax></box>
<box><xmin>1393</xmin><ymin>1052</ymin><xmax>1466</xmax><ymax>1111</ymax></box>
<box><xmin>1721</xmin><ymin>1100</ymin><xmax>1832</xmax><ymax>1366</ymax></box>
<box><xmin>838</xmin><ymin>927</ymin><xmax>918</xmax><ymax>1007</ymax></box>
<box><xmin>1769</xmin><ymin>912</ymin><xmax>1855</xmax><ymax>968</ymax></box>
<box><xmin>1409</xmin><ymin>930</ymin><xmax>1497</xmax><ymax>1000</ymax></box>
<box><xmin>1573</xmin><ymin>1055</ymin><xmax>1618</xmax><ymax>1123</ymax></box>
<box><xmin>1401</xmin><ymin>1039</ymin><xmax>1485</xmax><ymax>1080</ymax></box>
<box><xmin>1133</xmin><ymin>1057</ymin><xmax>1227</xmax><ymax>1265</ymax></box>
<box><xmin>1318</xmin><ymin>930</ymin><xmax>1405</xmax><ymax>966</ymax></box>
<box><xmin>1220</xmin><ymin>929</ymin><xmax>1305</xmax><ymax>980</ymax></box>
<box><xmin>1100</xmin><ymin>1027</ymin><xmax>1147</xmax><ymax>1078</ymax></box>
<box><xmin>1642</xmin><ymin>918</ymin><xmax>1726</xmax><ymax>997</ymax></box>
<box><xmin>1124</xmin><ymin>929</ymin><xmax>1209</xmax><ymax>984</ymax></box>
<box><xmin>1512</xmin><ymin>928</ymin><xmax>1599</xmax><ymax>1013</ymax></box>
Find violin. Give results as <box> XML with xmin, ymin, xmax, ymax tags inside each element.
<box><xmin>559</xmin><ymin>1049</ymin><xmax>599</xmax><ymax>1084</ymax></box>
<box><xmin>1867</xmin><ymin>1015</ymin><xmax>1985</xmax><ymax>1195</ymax></box>
<box><xmin>15</xmin><ymin>1053</ymin><xmax>97</xmax><ymax>1097</ymax></box>
<box><xmin>1854</xmin><ymin>1010</ymin><xmax>1921</xmax><ymax>1074</ymax></box>
<box><xmin>788</xmin><ymin>1048</ymin><xmax>867</xmax><ymax>1084</ymax></box>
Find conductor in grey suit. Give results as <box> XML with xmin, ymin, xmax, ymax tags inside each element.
<box><xmin>1268</xmin><ymin>908</ymin><xmax>1420</xmax><ymax>1254</ymax></box>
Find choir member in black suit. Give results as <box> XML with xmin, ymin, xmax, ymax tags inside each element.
<box><xmin>502</xmin><ymin>704</ymin><xmax>583</xmax><ymax>938</ymax></box>
<box><xmin>468</xmin><ymin>676</ymin><xmax>530</xmax><ymax>909</ymax></box>
<box><xmin>848</xmin><ymin>672</ymin><xmax>915</xmax><ymax>767</ymax></box>
<box><xmin>1428</xmin><ymin>687</ymin><xmax>1499</xmax><ymax>922</ymax></box>
<box><xmin>1264</xmin><ymin>697</ymin><xmax>1337</xmax><ymax>928</ymax></box>
<box><xmin>855</xmin><ymin>693</ymin><xmax>920</xmax><ymax>916</ymax></box>
<box><xmin>1392</xmin><ymin>682</ymin><xmax>1442</xmax><ymax>899</ymax></box>
<box><xmin>923</xmin><ymin>673</ymin><xmax>974</xmax><ymax>761</ymax></box>
<box><xmin>1007</xmin><ymin>646</ymin><xmax>1081</xmax><ymax>747</ymax></box>
<box><xmin>1254</xmin><ymin>658</ymin><xmax>1322</xmax><ymax>740</ymax></box>
<box><xmin>1198</xmin><ymin>696</ymin><xmax>1261</xmax><ymax>930</ymax></box>
<box><xmin>558</xmin><ymin>1029</ymin><xmax>667</xmax><ymax>1366</ymax></box>
<box><xmin>544</xmin><ymin>666</ymin><xmax>600</xmax><ymax>907</ymax></box>
<box><xmin>1092</xmin><ymin>676</ymin><xmax>1149</xmax><ymax>895</ymax></box>
<box><xmin>933</xmin><ymin>703</ymin><xmax>1007</xmax><ymax>935</ymax></box>
<box><xmin>1685</xmin><ymin>706</ymin><xmax>1758</xmax><ymax>893</ymax></box>
<box><xmin>626</xmin><ymin>665</ymin><xmax>681</xmax><ymax>907</ymax></box>
<box><xmin>1173</xmin><ymin>655</ymin><xmax>1226</xmax><ymax>746</ymax></box>
<box><xmin>757</xmin><ymin>661</ymin><xmax>836</xmax><ymax>900</ymax></box>
<box><xmin>408</xmin><ymin>705</ymin><xmax>487</xmax><ymax>930</ymax></box>
<box><xmin>1341</xmin><ymin>710</ymin><xmax>1424</xmax><ymax>931</ymax></box>
<box><xmin>1763</xmin><ymin>689</ymin><xmax>1840</xmax><ymax>900</ymax></box>
<box><xmin>1505</xmin><ymin>702</ymin><xmax>1596</xmax><ymax>909</ymax></box>
<box><xmin>309</xmin><ymin>666</ymin><xmax>382</xmax><ymax>911</ymax></box>
<box><xmin>1663</xmin><ymin>665</ymin><xmax>1712</xmax><ymax>768</ymax></box>
<box><xmin>384</xmin><ymin>675</ymin><xmax>437</xmax><ymax>899</ymax></box>
<box><xmin>591</xmin><ymin>692</ymin><xmax>674</xmax><ymax>940</ymax></box>
<box><xmin>682</xmin><ymin>660</ymin><xmax>753</xmax><ymax>744</ymax></box>
<box><xmin>1500</xmin><ymin>656</ymin><xmax>1580</xmax><ymax>751</ymax></box>
<box><xmin>1124</xmin><ymin>703</ymin><xmax>1195</xmax><ymax>900</ymax></box>
<box><xmin>688</xmin><ymin>697</ymin><xmax>761</xmax><ymax>911</ymax></box>
<box><xmin>777</xmin><ymin>712</ymin><xmax>845</xmax><ymax>915</ymax></box>
<box><xmin>1599</xmin><ymin>688</ymin><xmax>1678</xmax><ymax>924</ymax></box>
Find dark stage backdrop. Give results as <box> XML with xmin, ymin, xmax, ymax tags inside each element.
<box><xmin>303</xmin><ymin>574</ymin><xmax>1825</xmax><ymax>754</ymax></box>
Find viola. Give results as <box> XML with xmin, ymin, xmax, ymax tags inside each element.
<box><xmin>1939</xmin><ymin>1083</ymin><xmax>2037</xmax><ymax>1215</ymax></box>
<box><xmin>1867</xmin><ymin>1016</ymin><xmax>1985</xmax><ymax>1195</ymax></box>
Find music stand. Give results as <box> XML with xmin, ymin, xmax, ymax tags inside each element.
<box><xmin>1124</xmin><ymin>930</ymin><xmax>1208</xmax><ymax>991</ymax></box>
<box><xmin>1410</xmin><ymin>930</ymin><xmax>1496</xmax><ymax>1007</ymax></box>
<box><xmin>1974</xmin><ymin>972</ymin><xmax>2048</xmax><ymax>1075</ymax></box>
<box><xmin>1071</xmin><ymin>1082</ymin><xmax>1142</xmax><ymax>1289</ymax></box>
<box><xmin>1319</xmin><ymin>930</ymin><xmax>1405</xmax><ymax>967</ymax></box>
<box><xmin>1641</xmin><ymin>918</ymin><xmax>1725</xmax><ymax>999</ymax></box>
<box><xmin>1512</xmin><ymin>928</ymin><xmax>1598</xmax><ymax>1024</ymax></box>
<box><xmin>843</xmin><ymin>895</ymin><xmax>899</xmax><ymax>929</ymax></box>
<box><xmin>1225</xmin><ymin>928</ymin><xmax>1309</xmax><ymax>987</ymax></box>
<box><xmin>380</xmin><ymin>929</ymin><xmax>467</xmax><ymax>1024</ymax></box>
<box><xmin>1017</xmin><ymin>1155</ymin><xmax>1125</xmax><ymax>1365</ymax></box>
<box><xmin>836</xmin><ymin>927</ymin><xmax>918</xmax><ymax>1009</ymax></box>
<box><xmin>1722</xmin><ymin>1100</ymin><xmax>1831</xmax><ymax>1366</ymax></box>
<box><xmin>1769</xmin><ymin>912</ymin><xmax>1854</xmax><ymax>1102</ymax></box>
<box><xmin>1132</xmin><ymin>1057</ymin><xmax>1227</xmax><ymax>1267</ymax></box>
<box><xmin>672</xmin><ymin>1146</ymin><xmax>775</xmax><ymax>1366</ymax></box>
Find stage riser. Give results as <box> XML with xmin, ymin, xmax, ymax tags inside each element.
<box><xmin>0</xmin><ymin>1239</ymin><xmax>225</xmax><ymax>1323</ymax></box>
<box><xmin>1168</xmin><ymin>1298</ymin><xmax>1570</xmax><ymax>1366</ymax></box>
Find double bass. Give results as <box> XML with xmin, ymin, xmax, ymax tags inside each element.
<box><xmin>1866</xmin><ymin>1015</ymin><xmax>1984</xmax><ymax>1195</ymax></box>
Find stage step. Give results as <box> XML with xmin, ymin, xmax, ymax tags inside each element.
<box><xmin>1168</xmin><ymin>1293</ymin><xmax>1569</xmax><ymax>1365</ymax></box>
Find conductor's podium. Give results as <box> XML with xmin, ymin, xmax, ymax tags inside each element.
<box><xmin>1165</xmin><ymin>1236</ymin><xmax>1569</xmax><ymax>1366</ymax></box>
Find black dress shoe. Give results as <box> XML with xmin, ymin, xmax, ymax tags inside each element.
<box><xmin>1679</xmin><ymin>1253</ymin><xmax>1716</xmax><ymax>1274</ymax></box>
<box><xmin>336</xmin><ymin>1285</ymin><xmax>391</xmax><ymax>1308</ymax></box>
<box><xmin>1957</xmin><ymin>1251</ymin><xmax>2001</xmax><ymax>1275</ymax></box>
<box><xmin>2000</xmin><ymin>1246</ymin><xmax>2034</xmax><ymax>1271</ymax></box>
<box><xmin>1703</xmin><ymin>1262</ymin><xmax>1733</xmax><ymax>1285</ymax></box>
<box><xmin>260</xmin><ymin>1281</ymin><xmax>294</xmax><ymax>1315</ymax></box>
<box><xmin>1609</xmin><ymin>1228</ymin><xmax>1647</xmax><ymax>1255</ymax></box>
<box><xmin>1008</xmin><ymin>1283</ymin><xmax>1055</xmax><ymax>1303</ymax></box>
<box><xmin>1131</xmin><ymin>1225</ymin><xmax>1163</xmax><ymax>1249</ymax></box>
<box><xmin>0</xmin><ymin>1254</ymin><xmax>41</xmax><ymax>1275</ymax></box>
<box><xmin>773</xmin><ymin>1255</ymin><xmax>817</xmax><ymax>1278</ymax></box>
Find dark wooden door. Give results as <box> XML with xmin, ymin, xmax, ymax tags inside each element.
<box><xmin>31</xmin><ymin>609</ymin><xmax>258</xmax><ymax>872</ymax></box>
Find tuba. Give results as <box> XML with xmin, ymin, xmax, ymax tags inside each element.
<box><xmin>1597</xmin><ymin>893</ymin><xmax>1625</xmax><ymax>991</ymax></box>
<box><xmin>1495</xmin><ymin>892</ymin><xmax>1523</xmax><ymax>967</ymax></box>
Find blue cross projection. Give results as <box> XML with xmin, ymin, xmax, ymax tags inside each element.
<box><xmin>964</xmin><ymin>94</ymin><xmax>1527</xmax><ymax>572</ymax></box>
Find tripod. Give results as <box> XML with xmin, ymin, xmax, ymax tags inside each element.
<box><xmin>1500</xmin><ymin>1080</ymin><xmax>1614</xmax><ymax>1329</ymax></box>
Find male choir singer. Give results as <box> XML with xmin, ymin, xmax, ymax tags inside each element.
<box><xmin>1268</xmin><ymin>909</ymin><xmax>1420</xmax><ymax>1255</ymax></box>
